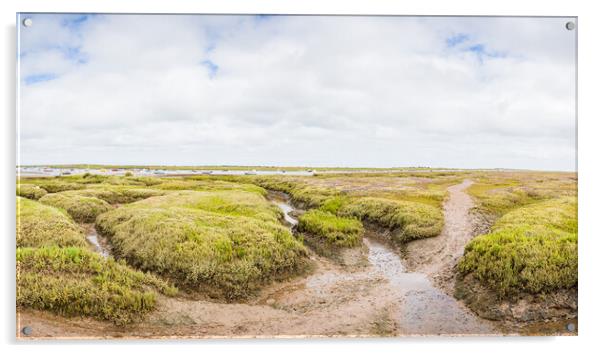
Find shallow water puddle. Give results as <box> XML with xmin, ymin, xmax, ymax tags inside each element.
<box><xmin>86</xmin><ymin>227</ymin><xmax>110</xmax><ymax>258</ymax></box>
<box><xmin>365</xmin><ymin>238</ymin><xmax>431</xmax><ymax>291</ymax></box>
<box><xmin>365</xmin><ymin>236</ymin><xmax>494</xmax><ymax>335</ymax></box>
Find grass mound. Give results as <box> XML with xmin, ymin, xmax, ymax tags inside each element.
<box><xmin>159</xmin><ymin>178</ymin><xmax>267</xmax><ymax>195</ymax></box>
<box><xmin>112</xmin><ymin>190</ymin><xmax>283</xmax><ymax>223</ymax></box>
<box><xmin>96</xmin><ymin>190</ymin><xmax>308</xmax><ymax>299</ymax></box>
<box><xmin>76</xmin><ymin>173</ymin><xmax>111</xmax><ymax>184</ymax></box>
<box><xmin>17</xmin><ymin>246</ymin><xmax>177</xmax><ymax>325</ymax></box>
<box><xmin>253</xmin><ymin>177</ymin><xmax>338</xmax><ymax>208</ymax></box>
<box><xmin>298</xmin><ymin>210</ymin><xmax>363</xmax><ymax>247</ymax></box>
<box><xmin>33</xmin><ymin>180</ymin><xmax>86</xmax><ymax>193</ymax></box>
<box><xmin>17</xmin><ymin>197</ymin><xmax>86</xmax><ymax>248</ymax></box>
<box><xmin>458</xmin><ymin>197</ymin><xmax>577</xmax><ymax>297</ymax></box>
<box><xmin>61</xmin><ymin>186</ymin><xmax>166</xmax><ymax>204</ymax></box>
<box><xmin>102</xmin><ymin>176</ymin><xmax>147</xmax><ymax>186</ymax></box>
<box><xmin>59</xmin><ymin>174</ymin><xmax>144</xmax><ymax>186</ymax></box>
<box><xmin>39</xmin><ymin>193</ymin><xmax>113</xmax><ymax>223</ymax></box>
<box><xmin>127</xmin><ymin>176</ymin><xmax>163</xmax><ymax>186</ymax></box>
<box><xmin>338</xmin><ymin>197</ymin><xmax>443</xmax><ymax>244</ymax></box>
<box><xmin>16</xmin><ymin>184</ymin><xmax>48</xmax><ymax>200</ymax></box>
<box><xmin>468</xmin><ymin>183</ymin><xmax>533</xmax><ymax>216</ymax></box>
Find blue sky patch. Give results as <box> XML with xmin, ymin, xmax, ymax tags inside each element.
<box><xmin>466</xmin><ymin>43</ymin><xmax>506</xmax><ymax>63</ymax></box>
<box><xmin>468</xmin><ymin>44</ymin><xmax>485</xmax><ymax>54</ymax></box>
<box><xmin>445</xmin><ymin>33</ymin><xmax>507</xmax><ymax>63</ymax></box>
<box><xmin>446</xmin><ymin>33</ymin><xmax>469</xmax><ymax>47</ymax></box>
<box><xmin>203</xmin><ymin>27</ymin><xmax>221</xmax><ymax>54</ymax></box>
<box><xmin>21</xmin><ymin>44</ymin><xmax>89</xmax><ymax>64</ymax></box>
<box><xmin>24</xmin><ymin>73</ymin><xmax>57</xmax><ymax>85</ymax></box>
<box><xmin>201</xmin><ymin>60</ymin><xmax>219</xmax><ymax>78</ymax></box>
<box><xmin>61</xmin><ymin>14</ymin><xmax>90</xmax><ymax>31</ymax></box>
<box><xmin>64</xmin><ymin>46</ymin><xmax>81</xmax><ymax>59</ymax></box>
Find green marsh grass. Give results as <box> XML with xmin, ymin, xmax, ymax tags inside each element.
<box><xmin>16</xmin><ymin>189</ymin><xmax>178</xmax><ymax>324</ymax></box>
<box><xmin>17</xmin><ymin>246</ymin><xmax>176</xmax><ymax>325</ymax></box>
<box><xmin>158</xmin><ymin>177</ymin><xmax>267</xmax><ymax>195</ymax></box>
<box><xmin>27</xmin><ymin>179</ymin><xmax>86</xmax><ymax>193</ymax></box>
<box><xmin>61</xmin><ymin>185</ymin><xmax>166</xmax><ymax>204</ymax></box>
<box><xmin>39</xmin><ymin>193</ymin><xmax>112</xmax><ymax>223</ymax></box>
<box><xmin>252</xmin><ymin>177</ymin><xmax>338</xmax><ymax>208</ymax></box>
<box><xmin>96</xmin><ymin>190</ymin><xmax>309</xmax><ymax>299</ymax></box>
<box><xmin>17</xmin><ymin>197</ymin><xmax>86</xmax><ymax>248</ymax></box>
<box><xmin>298</xmin><ymin>209</ymin><xmax>364</xmax><ymax>247</ymax></box>
<box><xmin>16</xmin><ymin>171</ymin><xmax>578</xmax><ymax>321</ymax></box>
<box><xmin>467</xmin><ymin>172</ymin><xmax>577</xmax><ymax>216</ymax></box>
<box><xmin>338</xmin><ymin>197</ymin><xmax>444</xmax><ymax>244</ymax></box>
<box><xmin>16</xmin><ymin>183</ymin><xmax>47</xmax><ymax>200</ymax></box>
<box><xmin>459</xmin><ymin>196</ymin><xmax>577</xmax><ymax>297</ymax></box>
<box><xmin>126</xmin><ymin>176</ymin><xmax>163</xmax><ymax>186</ymax></box>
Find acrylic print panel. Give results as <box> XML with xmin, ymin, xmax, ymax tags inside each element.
<box><xmin>16</xmin><ymin>13</ymin><xmax>577</xmax><ymax>339</ymax></box>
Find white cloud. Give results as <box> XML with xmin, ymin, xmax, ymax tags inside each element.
<box><xmin>18</xmin><ymin>14</ymin><xmax>576</xmax><ymax>170</ymax></box>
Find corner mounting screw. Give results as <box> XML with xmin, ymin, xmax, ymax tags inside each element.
<box><xmin>21</xmin><ymin>326</ymin><xmax>33</xmax><ymax>336</ymax></box>
<box><xmin>565</xmin><ymin>21</ymin><xmax>575</xmax><ymax>31</ymax></box>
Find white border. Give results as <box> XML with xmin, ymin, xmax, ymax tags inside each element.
<box><xmin>2</xmin><ymin>0</ymin><xmax>601</xmax><ymax>352</ymax></box>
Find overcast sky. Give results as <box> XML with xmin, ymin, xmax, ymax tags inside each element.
<box><xmin>18</xmin><ymin>14</ymin><xmax>576</xmax><ymax>170</ymax></box>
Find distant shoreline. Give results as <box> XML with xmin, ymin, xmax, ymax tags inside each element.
<box><xmin>16</xmin><ymin>164</ymin><xmax>576</xmax><ymax>174</ymax></box>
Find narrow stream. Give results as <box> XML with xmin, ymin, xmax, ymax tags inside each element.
<box><xmin>268</xmin><ymin>191</ymin><xmax>298</xmax><ymax>227</ymax></box>
<box><xmin>86</xmin><ymin>226</ymin><xmax>110</xmax><ymax>258</ymax></box>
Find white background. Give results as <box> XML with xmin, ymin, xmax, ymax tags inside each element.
<box><xmin>1</xmin><ymin>0</ymin><xmax>600</xmax><ymax>352</ymax></box>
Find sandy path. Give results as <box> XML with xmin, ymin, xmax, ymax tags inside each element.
<box><xmin>403</xmin><ymin>180</ymin><xmax>477</xmax><ymax>289</ymax></box>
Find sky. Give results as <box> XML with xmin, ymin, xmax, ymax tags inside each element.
<box><xmin>17</xmin><ymin>14</ymin><xmax>576</xmax><ymax>170</ymax></box>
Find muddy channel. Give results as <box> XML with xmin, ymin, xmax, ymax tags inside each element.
<box><xmin>263</xmin><ymin>189</ymin><xmax>495</xmax><ymax>336</ymax></box>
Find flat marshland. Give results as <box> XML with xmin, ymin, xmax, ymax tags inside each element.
<box><xmin>16</xmin><ymin>169</ymin><xmax>577</xmax><ymax>337</ymax></box>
